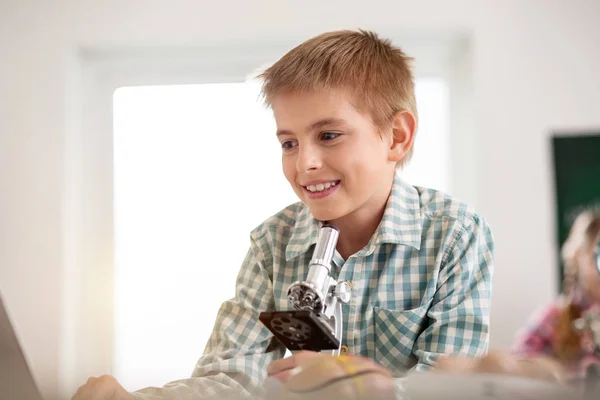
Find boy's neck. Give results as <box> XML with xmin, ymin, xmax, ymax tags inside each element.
<box><xmin>335</xmin><ymin>216</ymin><xmax>383</xmax><ymax>260</ymax></box>
<box><xmin>331</xmin><ymin>181</ymin><xmax>393</xmax><ymax>260</ymax></box>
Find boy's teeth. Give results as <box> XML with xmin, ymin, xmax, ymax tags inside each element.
<box><xmin>306</xmin><ymin>181</ymin><xmax>338</xmax><ymax>192</ymax></box>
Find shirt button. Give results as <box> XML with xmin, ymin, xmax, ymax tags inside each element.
<box><xmin>340</xmin><ymin>344</ymin><xmax>349</xmax><ymax>354</ymax></box>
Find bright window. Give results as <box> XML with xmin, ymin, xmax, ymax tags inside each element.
<box><xmin>112</xmin><ymin>78</ymin><xmax>449</xmax><ymax>391</ymax></box>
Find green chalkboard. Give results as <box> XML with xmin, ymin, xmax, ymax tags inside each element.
<box><xmin>552</xmin><ymin>133</ymin><xmax>600</xmax><ymax>293</ymax></box>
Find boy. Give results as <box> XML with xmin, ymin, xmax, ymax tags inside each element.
<box><xmin>73</xmin><ymin>29</ymin><xmax>495</xmax><ymax>400</ymax></box>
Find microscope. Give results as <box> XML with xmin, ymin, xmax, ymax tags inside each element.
<box><xmin>259</xmin><ymin>223</ymin><xmax>351</xmax><ymax>356</ymax></box>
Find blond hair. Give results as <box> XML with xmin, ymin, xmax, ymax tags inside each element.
<box><xmin>259</xmin><ymin>29</ymin><xmax>418</xmax><ymax>165</ymax></box>
<box><xmin>554</xmin><ymin>209</ymin><xmax>600</xmax><ymax>362</ymax></box>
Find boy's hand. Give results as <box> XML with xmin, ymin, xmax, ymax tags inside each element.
<box><xmin>72</xmin><ymin>375</ymin><xmax>134</xmax><ymax>400</ymax></box>
<box><xmin>265</xmin><ymin>351</ymin><xmax>396</xmax><ymax>400</ymax></box>
<box><xmin>266</xmin><ymin>350</ymin><xmax>323</xmax><ymax>381</ymax></box>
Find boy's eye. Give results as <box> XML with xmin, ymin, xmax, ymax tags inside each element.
<box><xmin>281</xmin><ymin>140</ymin><xmax>298</xmax><ymax>150</ymax></box>
<box><xmin>321</xmin><ymin>131</ymin><xmax>341</xmax><ymax>141</ymax></box>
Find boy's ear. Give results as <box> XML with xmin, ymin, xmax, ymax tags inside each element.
<box><xmin>388</xmin><ymin>110</ymin><xmax>416</xmax><ymax>163</ymax></box>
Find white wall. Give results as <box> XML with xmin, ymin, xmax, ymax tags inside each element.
<box><xmin>1</xmin><ymin>1</ymin><xmax>599</xmax><ymax>399</ymax></box>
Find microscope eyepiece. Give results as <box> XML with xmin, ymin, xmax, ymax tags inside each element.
<box><xmin>320</xmin><ymin>222</ymin><xmax>339</xmax><ymax>232</ymax></box>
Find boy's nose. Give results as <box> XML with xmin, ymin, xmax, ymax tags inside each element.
<box><xmin>296</xmin><ymin>146</ymin><xmax>322</xmax><ymax>172</ymax></box>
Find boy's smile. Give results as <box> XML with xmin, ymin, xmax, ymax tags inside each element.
<box><xmin>301</xmin><ymin>179</ymin><xmax>340</xmax><ymax>200</ymax></box>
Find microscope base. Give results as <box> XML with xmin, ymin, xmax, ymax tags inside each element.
<box><xmin>259</xmin><ymin>310</ymin><xmax>340</xmax><ymax>352</ymax></box>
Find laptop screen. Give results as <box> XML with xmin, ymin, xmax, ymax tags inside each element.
<box><xmin>0</xmin><ymin>295</ymin><xmax>43</xmax><ymax>400</ymax></box>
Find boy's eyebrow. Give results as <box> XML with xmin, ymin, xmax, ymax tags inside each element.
<box><xmin>276</xmin><ymin>118</ymin><xmax>347</xmax><ymax>137</ymax></box>
<box><xmin>276</xmin><ymin>129</ymin><xmax>293</xmax><ymax>137</ymax></box>
<box><xmin>308</xmin><ymin>118</ymin><xmax>347</xmax><ymax>131</ymax></box>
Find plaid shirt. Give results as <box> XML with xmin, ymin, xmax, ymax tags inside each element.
<box><xmin>133</xmin><ymin>175</ymin><xmax>495</xmax><ymax>399</ymax></box>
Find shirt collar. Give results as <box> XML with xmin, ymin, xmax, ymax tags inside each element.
<box><xmin>285</xmin><ymin>174</ymin><xmax>423</xmax><ymax>261</ymax></box>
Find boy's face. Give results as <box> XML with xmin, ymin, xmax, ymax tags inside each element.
<box><xmin>272</xmin><ymin>89</ymin><xmax>399</xmax><ymax>223</ymax></box>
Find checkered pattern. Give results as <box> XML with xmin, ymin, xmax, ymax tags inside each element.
<box><xmin>132</xmin><ymin>175</ymin><xmax>495</xmax><ymax>399</ymax></box>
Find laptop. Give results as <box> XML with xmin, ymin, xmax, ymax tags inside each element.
<box><xmin>0</xmin><ymin>294</ymin><xmax>44</xmax><ymax>400</ymax></box>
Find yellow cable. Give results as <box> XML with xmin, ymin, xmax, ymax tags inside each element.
<box><xmin>336</xmin><ymin>355</ymin><xmax>365</xmax><ymax>397</ymax></box>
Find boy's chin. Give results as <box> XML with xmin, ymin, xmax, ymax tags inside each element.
<box><xmin>306</xmin><ymin>206</ymin><xmax>348</xmax><ymax>223</ymax></box>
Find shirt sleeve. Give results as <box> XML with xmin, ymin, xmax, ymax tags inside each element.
<box><xmin>131</xmin><ymin>231</ymin><xmax>285</xmax><ymax>399</ymax></box>
<box><xmin>411</xmin><ymin>215</ymin><xmax>495</xmax><ymax>371</ymax></box>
